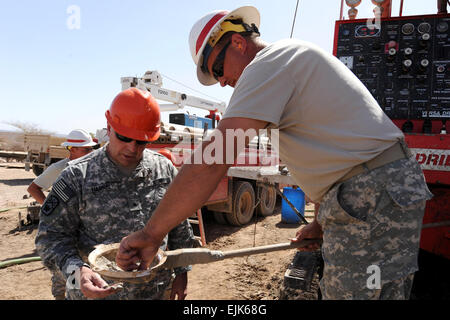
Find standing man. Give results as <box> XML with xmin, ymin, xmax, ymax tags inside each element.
<box><xmin>27</xmin><ymin>129</ymin><xmax>96</xmax><ymax>205</ymax></box>
<box><xmin>36</xmin><ymin>88</ymin><xmax>195</xmax><ymax>300</ymax></box>
<box><xmin>28</xmin><ymin>129</ymin><xmax>95</xmax><ymax>300</ymax></box>
<box><xmin>116</xmin><ymin>6</ymin><xmax>433</xmax><ymax>300</ymax></box>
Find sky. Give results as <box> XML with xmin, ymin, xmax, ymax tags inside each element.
<box><xmin>0</xmin><ymin>0</ymin><xmax>439</xmax><ymax>135</ymax></box>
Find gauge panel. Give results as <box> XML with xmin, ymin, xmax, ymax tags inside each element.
<box><xmin>335</xmin><ymin>15</ymin><xmax>450</xmax><ymax>123</ymax></box>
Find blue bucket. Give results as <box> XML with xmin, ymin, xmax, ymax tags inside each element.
<box><xmin>281</xmin><ymin>187</ymin><xmax>305</xmax><ymax>224</ymax></box>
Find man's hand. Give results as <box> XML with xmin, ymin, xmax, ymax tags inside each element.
<box><xmin>170</xmin><ymin>272</ymin><xmax>188</xmax><ymax>300</ymax></box>
<box><xmin>79</xmin><ymin>266</ymin><xmax>119</xmax><ymax>299</ymax></box>
<box><xmin>116</xmin><ymin>229</ymin><xmax>160</xmax><ymax>271</ymax></box>
<box><xmin>291</xmin><ymin>220</ymin><xmax>323</xmax><ymax>251</ymax></box>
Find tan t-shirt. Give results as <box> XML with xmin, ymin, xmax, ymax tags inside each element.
<box><xmin>223</xmin><ymin>39</ymin><xmax>404</xmax><ymax>202</ymax></box>
<box><xmin>33</xmin><ymin>158</ymin><xmax>70</xmax><ymax>191</ymax></box>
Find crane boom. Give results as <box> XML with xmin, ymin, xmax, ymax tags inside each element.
<box><xmin>121</xmin><ymin>71</ymin><xmax>227</xmax><ymax>114</ymax></box>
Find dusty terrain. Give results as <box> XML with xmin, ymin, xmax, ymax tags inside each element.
<box><xmin>0</xmin><ymin>163</ymin><xmax>318</xmax><ymax>300</ymax></box>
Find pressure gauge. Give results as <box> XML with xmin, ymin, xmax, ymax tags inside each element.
<box><xmin>437</xmin><ymin>21</ymin><xmax>449</xmax><ymax>33</ymax></box>
<box><xmin>418</xmin><ymin>22</ymin><xmax>431</xmax><ymax>34</ymax></box>
<box><xmin>402</xmin><ymin>23</ymin><xmax>415</xmax><ymax>35</ymax></box>
<box><xmin>345</xmin><ymin>0</ymin><xmax>362</xmax><ymax>7</ymax></box>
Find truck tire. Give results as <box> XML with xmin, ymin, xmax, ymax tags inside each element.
<box><xmin>32</xmin><ymin>165</ymin><xmax>44</xmax><ymax>176</ymax></box>
<box><xmin>226</xmin><ymin>181</ymin><xmax>255</xmax><ymax>226</ymax></box>
<box><xmin>256</xmin><ymin>184</ymin><xmax>277</xmax><ymax>216</ymax></box>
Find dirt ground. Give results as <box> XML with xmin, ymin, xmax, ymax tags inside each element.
<box><xmin>0</xmin><ymin>164</ymin><xmax>318</xmax><ymax>300</ymax></box>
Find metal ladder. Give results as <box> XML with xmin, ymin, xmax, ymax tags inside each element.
<box><xmin>188</xmin><ymin>209</ymin><xmax>206</xmax><ymax>246</ymax></box>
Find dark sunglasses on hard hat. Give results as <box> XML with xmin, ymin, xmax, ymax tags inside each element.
<box><xmin>211</xmin><ymin>42</ymin><xmax>231</xmax><ymax>80</ymax></box>
<box><xmin>115</xmin><ymin>132</ymin><xmax>149</xmax><ymax>145</ymax></box>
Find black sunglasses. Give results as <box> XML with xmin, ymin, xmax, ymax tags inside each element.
<box><xmin>115</xmin><ymin>132</ymin><xmax>148</xmax><ymax>145</ymax></box>
<box><xmin>211</xmin><ymin>42</ymin><xmax>231</xmax><ymax>80</ymax></box>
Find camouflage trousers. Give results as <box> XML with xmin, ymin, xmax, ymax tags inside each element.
<box><xmin>317</xmin><ymin>156</ymin><xmax>433</xmax><ymax>300</ymax></box>
<box><xmin>50</xmin><ymin>269</ymin><xmax>66</xmax><ymax>300</ymax></box>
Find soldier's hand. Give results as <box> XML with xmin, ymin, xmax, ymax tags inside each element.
<box><xmin>291</xmin><ymin>220</ymin><xmax>323</xmax><ymax>251</ymax></box>
<box><xmin>79</xmin><ymin>267</ymin><xmax>119</xmax><ymax>299</ymax></box>
<box><xmin>116</xmin><ymin>229</ymin><xmax>160</xmax><ymax>271</ymax></box>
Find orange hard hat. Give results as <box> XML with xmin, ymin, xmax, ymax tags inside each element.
<box><xmin>105</xmin><ymin>88</ymin><xmax>161</xmax><ymax>142</ymax></box>
<box><xmin>157</xmin><ymin>148</ymin><xmax>175</xmax><ymax>164</ymax></box>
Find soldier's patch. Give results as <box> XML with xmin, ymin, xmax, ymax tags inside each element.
<box><xmin>52</xmin><ymin>179</ymin><xmax>76</xmax><ymax>203</ymax></box>
<box><xmin>41</xmin><ymin>195</ymin><xmax>59</xmax><ymax>216</ymax></box>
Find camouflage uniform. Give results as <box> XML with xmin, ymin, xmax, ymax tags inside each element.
<box><xmin>50</xmin><ymin>269</ymin><xmax>66</xmax><ymax>300</ymax></box>
<box><xmin>317</xmin><ymin>141</ymin><xmax>433</xmax><ymax>300</ymax></box>
<box><xmin>35</xmin><ymin>146</ymin><xmax>195</xmax><ymax>300</ymax></box>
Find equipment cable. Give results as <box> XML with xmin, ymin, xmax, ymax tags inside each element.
<box><xmin>160</xmin><ymin>72</ymin><xmax>223</xmax><ymax>102</ymax></box>
<box><xmin>290</xmin><ymin>0</ymin><xmax>300</xmax><ymax>38</ymax></box>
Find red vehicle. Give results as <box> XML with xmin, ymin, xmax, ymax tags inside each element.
<box><xmin>334</xmin><ymin>0</ymin><xmax>450</xmax><ymax>298</ymax></box>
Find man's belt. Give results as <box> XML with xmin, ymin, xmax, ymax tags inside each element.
<box><xmin>336</xmin><ymin>141</ymin><xmax>410</xmax><ymax>185</ymax></box>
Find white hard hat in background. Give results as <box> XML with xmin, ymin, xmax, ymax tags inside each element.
<box><xmin>189</xmin><ymin>6</ymin><xmax>260</xmax><ymax>86</ymax></box>
<box><xmin>61</xmin><ymin>129</ymin><xmax>97</xmax><ymax>147</ymax></box>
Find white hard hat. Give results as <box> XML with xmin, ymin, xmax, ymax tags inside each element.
<box><xmin>61</xmin><ymin>129</ymin><xmax>97</xmax><ymax>147</ymax></box>
<box><xmin>189</xmin><ymin>6</ymin><xmax>260</xmax><ymax>86</ymax></box>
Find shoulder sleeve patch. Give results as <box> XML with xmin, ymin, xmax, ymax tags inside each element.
<box><xmin>41</xmin><ymin>195</ymin><xmax>59</xmax><ymax>216</ymax></box>
<box><xmin>52</xmin><ymin>179</ymin><xmax>76</xmax><ymax>203</ymax></box>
